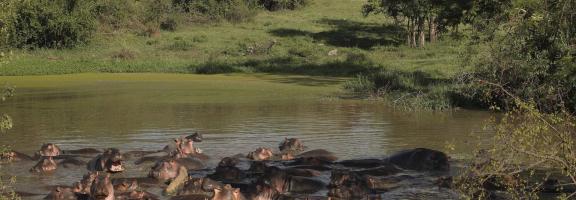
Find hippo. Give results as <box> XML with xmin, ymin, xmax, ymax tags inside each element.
<box><xmin>383</xmin><ymin>148</ymin><xmax>449</xmax><ymax>172</ymax></box>
<box><xmin>90</xmin><ymin>174</ymin><xmax>114</xmax><ymax>200</ymax></box>
<box><xmin>337</xmin><ymin>159</ymin><xmax>384</xmax><ymax>168</ymax></box>
<box><xmin>87</xmin><ymin>148</ymin><xmax>125</xmax><ymax>173</ymax></box>
<box><xmin>148</xmin><ymin>159</ymin><xmax>189</xmax><ymax>195</ymax></box>
<box><xmin>327</xmin><ymin>170</ymin><xmax>370</xmax><ymax>199</ymax></box>
<box><xmin>37</xmin><ymin>143</ymin><xmax>62</xmax><ymax>158</ymax></box>
<box><xmin>113</xmin><ymin>179</ymin><xmax>139</xmax><ymax>193</ymax></box>
<box><xmin>178</xmin><ymin>177</ymin><xmax>223</xmax><ymax>196</ymax></box>
<box><xmin>249</xmin><ymin>184</ymin><xmax>282</xmax><ymax>200</ymax></box>
<box><xmin>263</xmin><ymin>166</ymin><xmax>326</xmax><ymax>194</ymax></box>
<box><xmin>30</xmin><ymin>157</ymin><xmax>57</xmax><ymax>173</ymax></box>
<box><xmin>279</xmin><ymin>138</ymin><xmax>306</xmax><ymax>153</ymax></box>
<box><xmin>209</xmin><ymin>157</ymin><xmax>248</xmax><ymax>182</ymax></box>
<box><xmin>116</xmin><ymin>191</ymin><xmax>159</xmax><ymax>200</ymax></box>
<box><xmin>296</xmin><ymin>149</ymin><xmax>338</xmax><ymax>162</ymax></box>
<box><xmin>247</xmin><ymin>147</ymin><xmax>274</xmax><ymax>161</ymax></box>
<box><xmin>0</xmin><ymin>150</ymin><xmax>34</xmax><ymax>162</ymax></box>
<box><xmin>213</xmin><ymin>184</ymin><xmax>246</xmax><ymax>200</ymax></box>
<box><xmin>43</xmin><ymin>186</ymin><xmax>79</xmax><ymax>200</ymax></box>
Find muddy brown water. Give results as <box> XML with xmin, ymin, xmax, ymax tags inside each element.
<box><xmin>0</xmin><ymin>74</ymin><xmax>492</xmax><ymax>199</ymax></box>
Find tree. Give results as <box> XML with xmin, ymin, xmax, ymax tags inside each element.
<box><xmin>363</xmin><ymin>0</ymin><xmax>472</xmax><ymax>48</ymax></box>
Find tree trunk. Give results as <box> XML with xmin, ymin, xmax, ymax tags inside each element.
<box><xmin>428</xmin><ymin>16</ymin><xmax>437</xmax><ymax>43</ymax></box>
<box><xmin>417</xmin><ymin>17</ymin><xmax>425</xmax><ymax>48</ymax></box>
<box><xmin>406</xmin><ymin>19</ymin><xmax>412</xmax><ymax>47</ymax></box>
<box><xmin>411</xmin><ymin>19</ymin><xmax>417</xmax><ymax>48</ymax></box>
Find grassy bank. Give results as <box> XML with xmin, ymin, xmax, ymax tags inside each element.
<box><xmin>0</xmin><ymin>0</ymin><xmax>464</xmax><ymax>79</ymax></box>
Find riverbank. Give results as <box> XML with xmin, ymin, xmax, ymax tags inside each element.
<box><xmin>0</xmin><ymin>0</ymin><xmax>464</xmax><ymax>79</ymax></box>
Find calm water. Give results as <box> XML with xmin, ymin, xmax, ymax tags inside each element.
<box><xmin>0</xmin><ymin>74</ymin><xmax>491</xmax><ymax>199</ymax></box>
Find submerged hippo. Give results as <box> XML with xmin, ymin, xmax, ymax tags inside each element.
<box><xmin>34</xmin><ymin>143</ymin><xmax>62</xmax><ymax>158</ymax></box>
<box><xmin>1</xmin><ymin>150</ymin><xmax>34</xmax><ymax>162</ymax></box>
<box><xmin>90</xmin><ymin>174</ymin><xmax>114</xmax><ymax>200</ymax></box>
<box><xmin>279</xmin><ymin>138</ymin><xmax>306</xmax><ymax>153</ymax></box>
<box><xmin>247</xmin><ymin>147</ymin><xmax>274</xmax><ymax>161</ymax></box>
<box><xmin>148</xmin><ymin>159</ymin><xmax>190</xmax><ymax>194</ymax></box>
<box><xmin>178</xmin><ymin>177</ymin><xmax>223</xmax><ymax>196</ymax></box>
<box><xmin>383</xmin><ymin>148</ymin><xmax>449</xmax><ymax>172</ymax></box>
<box><xmin>213</xmin><ymin>184</ymin><xmax>245</xmax><ymax>200</ymax></box>
<box><xmin>30</xmin><ymin>157</ymin><xmax>57</xmax><ymax>173</ymax></box>
<box><xmin>262</xmin><ymin>166</ymin><xmax>325</xmax><ymax>194</ymax></box>
<box><xmin>44</xmin><ymin>186</ymin><xmax>80</xmax><ymax>200</ymax></box>
<box><xmin>87</xmin><ymin>148</ymin><xmax>125</xmax><ymax>173</ymax></box>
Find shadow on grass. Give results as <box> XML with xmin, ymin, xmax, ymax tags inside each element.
<box><xmin>269</xmin><ymin>18</ymin><xmax>404</xmax><ymax>50</ymax></box>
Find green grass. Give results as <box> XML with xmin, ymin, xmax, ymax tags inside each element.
<box><xmin>0</xmin><ymin>0</ymin><xmax>465</xmax><ymax>79</ymax></box>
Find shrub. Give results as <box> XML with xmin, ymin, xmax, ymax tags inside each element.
<box><xmin>258</xmin><ymin>0</ymin><xmax>310</xmax><ymax>11</ymax></box>
<box><xmin>174</xmin><ymin>0</ymin><xmax>258</xmax><ymax>22</ymax></box>
<box><xmin>0</xmin><ymin>0</ymin><xmax>97</xmax><ymax>49</ymax></box>
<box><xmin>92</xmin><ymin>0</ymin><xmax>142</xmax><ymax>31</ymax></box>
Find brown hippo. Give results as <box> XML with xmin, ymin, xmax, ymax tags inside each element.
<box><xmin>213</xmin><ymin>184</ymin><xmax>246</xmax><ymax>200</ymax></box>
<box><xmin>263</xmin><ymin>166</ymin><xmax>326</xmax><ymax>194</ymax></box>
<box><xmin>249</xmin><ymin>184</ymin><xmax>281</xmax><ymax>200</ymax></box>
<box><xmin>247</xmin><ymin>147</ymin><xmax>274</xmax><ymax>161</ymax></box>
<box><xmin>383</xmin><ymin>148</ymin><xmax>449</xmax><ymax>172</ymax></box>
<box><xmin>113</xmin><ymin>179</ymin><xmax>139</xmax><ymax>193</ymax></box>
<box><xmin>279</xmin><ymin>138</ymin><xmax>306</xmax><ymax>153</ymax></box>
<box><xmin>148</xmin><ymin>159</ymin><xmax>189</xmax><ymax>195</ymax></box>
<box><xmin>116</xmin><ymin>191</ymin><xmax>159</xmax><ymax>200</ymax></box>
<box><xmin>328</xmin><ymin>170</ymin><xmax>369</xmax><ymax>200</ymax></box>
<box><xmin>43</xmin><ymin>186</ymin><xmax>80</xmax><ymax>200</ymax></box>
<box><xmin>178</xmin><ymin>177</ymin><xmax>223</xmax><ymax>196</ymax></box>
<box><xmin>0</xmin><ymin>150</ymin><xmax>34</xmax><ymax>162</ymax></box>
<box><xmin>76</xmin><ymin>171</ymin><xmax>99</xmax><ymax>195</ymax></box>
<box><xmin>296</xmin><ymin>149</ymin><xmax>338</xmax><ymax>162</ymax></box>
<box><xmin>35</xmin><ymin>143</ymin><xmax>62</xmax><ymax>158</ymax></box>
<box><xmin>210</xmin><ymin>157</ymin><xmax>244</xmax><ymax>182</ymax></box>
<box><xmin>90</xmin><ymin>174</ymin><xmax>114</xmax><ymax>200</ymax></box>
<box><xmin>30</xmin><ymin>157</ymin><xmax>57</xmax><ymax>173</ymax></box>
<box><xmin>87</xmin><ymin>148</ymin><xmax>125</xmax><ymax>173</ymax></box>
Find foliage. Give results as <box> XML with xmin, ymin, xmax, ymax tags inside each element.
<box><xmin>456</xmin><ymin>84</ymin><xmax>576</xmax><ymax>199</ymax></box>
<box><xmin>0</xmin><ymin>0</ymin><xmax>97</xmax><ymax>49</ymax></box>
<box><xmin>173</xmin><ymin>0</ymin><xmax>259</xmax><ymax>23</ymax></box>
<box><xmin>343</xmin><ymin>70</ymin><xmax>453</xmax><ymax>110</ymax></box>
<box><xmin>0</xmin><ymin>86</ymin><xmax>18</xmax><ymax>200</ymax></box>
<box><xmin>258</xmin><ymin>0</ymin><xmax>310</xmax><ymax>11</ymax></box>
<box><xmin>461</xmin><ymin>0</ymin><xmax>576</xmax><ymax>113</ymax></box>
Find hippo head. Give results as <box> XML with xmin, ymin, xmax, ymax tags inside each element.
<box><xmin>30</xmin><ymin>157</ymin><xmax>57</xmax><ymax>173</ymax></box>
<box><xmin>253</xmin><ymin>183</ymin><xmax>280</xmax><ymax>200</ymax></box>
<box><xmin>247</xmin><ymin>147</ymin><xmax>274</xmax><ymax>161</ymax></box>
<box><xmin>218</xmin><ymin>157</ymin><xmax>240</xmax><ymax>168</ymax></box>
<box><xmin>213</xmin><ymin>184</ymin><xmax>243</xmax><ymax>200</ymax></box>
<box><xmin>114</xmin><ymin>179</ymin><xmax>138</xmax><ymax>193</ymax></box>
<box><xmin>90</xmin><ymin>173</ymin><xmax>114</xmax><ymax>200</ymax></box>
<box><xmin>329</xmin><ymin>169</ymin><xmax>354</xmax><ymax>187</ymax></box>
<box><xmin>0</xmin><ymin>151</ymin><xmax>16</xmax><ymax>161</ymax></box>
<box><xmin>78</xmin><ymin>171</ymin><xmax>99</xmax><ymax>194</ymax></box>
<box><xmin>149</xmin><ymin>159</ymin><xmax>181</xmax><ymax>181</ymax></box>
<box><xmin>176</xmin><ymin>138</ymin><xmax>199</xmax><ymax>155</ymax></box>
<box><xmin>102</xmin><ymin>148</ymin><xmax>125</xmax><ymax>173</ymax></box>
<box><xmin>185</xmin><ymin>132</ymin><xmax>203</xmax><ymax>142</ymax></box>
<box><xmin>45</xmin><ymin>186</ymin><xmax>77</xmax><ymax>200</ymax></box>
<box><xmin>279</xmin><ymin>138</ymin><xmax>305</xmax><ymax>152</ymax></box>
<box><xmin>37</xmin><ymin>143</ymin><xmax>61</xmax><ymax>157</ymax></box>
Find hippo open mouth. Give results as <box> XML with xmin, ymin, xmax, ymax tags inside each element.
<box><xmin>108</xmin><ymin>160</ymin><xmax>124</xmax><ymax>173</ymax></box>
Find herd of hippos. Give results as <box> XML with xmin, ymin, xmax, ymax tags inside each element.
<box><xmin>0</xmin><ymin>133</ymin><xmax>455</xmax><ymax>200</ymax></box>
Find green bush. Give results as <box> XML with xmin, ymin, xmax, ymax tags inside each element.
<box><xmin>92</xmin><ymin>0</ymin><xmax>142</xmax><ymax>30</ymax></box>
<box><xmin>258</xmin><ymin>0</ymin><xmax>310</xmax><ymax>11</ymax></box>
<box><xmin>174</xmin><ymin>0</ymin><xmax>258</xmax><ymax>22</ymax></box>
<box><xmin>1</xmin><ymin>0</ymin><xmax>97</xmax><ymax>49</ymax></box>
